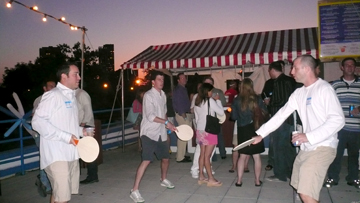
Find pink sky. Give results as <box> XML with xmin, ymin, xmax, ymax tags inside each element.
<box><xmin>0</xmin><ymin>0</ymin><xmax>319</xmax><ymax>82</ymax></box>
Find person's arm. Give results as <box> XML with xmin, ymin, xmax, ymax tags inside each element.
<box><xmin>210</xmin><ymin>98</ymin><xmax>225</xmax><ymax>116</ymax></box>
<box><xmin>79</xmin><ymin>92</ymin><xmax>94</xmax><ymax>126</ymax></box>
<box><xmin>32</xmin><ymin>91</ymin><xmax>73</xmax><ymax>144</ymax></box>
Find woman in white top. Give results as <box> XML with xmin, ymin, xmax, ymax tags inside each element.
<box><xmin>194</xmin><ymin>83</ymin><xmax>224</xmax><ymax>187</ymax></box>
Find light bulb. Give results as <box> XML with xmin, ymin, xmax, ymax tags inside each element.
<box><xmin>6</xmin><ymin>3</ymin><xmax>12</xmax><ymax>8</ymax></box>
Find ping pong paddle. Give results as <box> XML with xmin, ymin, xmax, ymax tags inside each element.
<box><xmin>232</xmin><ymin>138</ymin><xmax>255</xmax><ymax>151</ymax></box>
<box><xmin>175</xmin><ymin>125</ymin><xmax>194</xmax><ymax>141</ymax></box>
<box><xmin>74</xmin><ymin>136</ymin><xmax>99</xmax><ymax>163</ymax></box>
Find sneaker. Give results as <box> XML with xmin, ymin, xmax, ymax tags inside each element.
<box><xmin>323</xmin><ymin>178</ymin><xmax>338</xmax><ymax>188</ymax></box>
<box><xmin>130</xmin><ymin>189</ymin><xmax>145</xmax><ymax>203</ymax></box>
<box><xmin>347</xmin><ymin>179</ymin><xmax>360</xmax><ymax>189</ymax></box>
<box><xmin>190</xmin><ymin>170</ymin><xmax>199</xmax><ymax>179</ymax></box>
<box><xmin>160</xmin><ymin>179</ymin><xmax>175</xmax><ymax>189</ymax></box>
<box><xmin>266</xmin><ymin>175</ymin><xmax>286</xmax><ymax>182</ymax></box>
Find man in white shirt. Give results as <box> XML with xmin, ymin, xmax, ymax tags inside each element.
<box><xmin>130</xmin><ymin>71</ymin><xmax>177</xmax><ymax>203</ymax></box>
<box><xmin>32</xmin><ymin>64</ymin><xmax>88</xmax><ymax>203</ymax></box>
<box><xmin>253</xmin><ymin>55</ymin><xmax>345</xmax><ymax>203</ymax></box>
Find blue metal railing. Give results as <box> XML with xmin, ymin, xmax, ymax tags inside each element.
<box><xmin>0</xmin><ymin>107</ymin><xmax>132</xmax><ymax>178</ymax></box>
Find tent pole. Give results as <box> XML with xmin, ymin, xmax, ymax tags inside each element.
<box><xmin>121</xmin><ymin>69</ymin><xmax>125</xmax><ymax>152</ymax></box>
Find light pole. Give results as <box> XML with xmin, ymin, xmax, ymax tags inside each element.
<box><xmin>6</xmin><ymin>0</ymin><xmax>87</xmax><ymax>88</ymax></box>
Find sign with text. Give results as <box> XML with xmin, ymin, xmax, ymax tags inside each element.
<box><xmin>318</xmin><ymin>1</ymin><xmax>360</xmax><ymax>59</ymax></box>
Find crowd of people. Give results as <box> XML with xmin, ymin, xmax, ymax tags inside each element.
<box><xmin>30</xmin><ymin>55</ymin><xmax>359</xmax><ymax>203</ymax></box>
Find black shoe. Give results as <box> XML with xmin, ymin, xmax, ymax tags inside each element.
<box><xmin>221</xmin><ymin>156</ymin><xmax>226</xmax><ymax>159</ymax></box>
<box><xmin>184</xmin><ymin>155</ymin><xmax>191</xmax><ymax>160</ymax></box>
<box><xmin>80</xmin><ymin>178</ymin><xmax>99</xmax><ymax>184</ymax></box>
<box><xmin>176</xmin><ymin>158</ymin><xmax>191</xmax><ymax>163</ymax></box>
<box><xmin>323</xmin><ymin>178</ymin><xmax>338</xmax><ymax>188</ymax></box>
<box><xmin>255</xmin><ymin>181</ymin><xmax>263</xmax><ymax>187</ymax></box>
<box><xmin>265</xmin><ymin>165</ymin><xmax>273</xmax><ymax>171</ymax></box>
<box><xmin>347</xmin><ymin>180</ymin><xmax>360</xmax><ymax>189</ymax></box>
<box><xmin>235</xmin><ymin>182</ymin><xmax>242</xmax><ymax>187</ymax></box>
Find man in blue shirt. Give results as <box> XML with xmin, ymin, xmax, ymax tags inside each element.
<box><xmin>172</xmin><ymin>73</ymin><xmax>192</xmax><ymax>163</ymax></box>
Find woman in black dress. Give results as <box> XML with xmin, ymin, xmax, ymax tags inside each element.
<box><xmin>231</xmin><ymin>78</ymin><xmax>267</xmax><ymax>187</ymax></box>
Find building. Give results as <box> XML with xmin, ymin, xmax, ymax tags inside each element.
<box><xmin>99</xmin><ymin>44</ymin><xmax>114</xmax><ymax>71</ymax></box>
<box><xmin>39</xmin><ymin>46</ymin><xmax>61</xmax><ymax>58</ymax></box>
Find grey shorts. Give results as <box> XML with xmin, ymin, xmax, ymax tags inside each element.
<box><xmin>141</xmin><ymin>135</ymin><xmax>169</xmax><ymax>161</ymax></box>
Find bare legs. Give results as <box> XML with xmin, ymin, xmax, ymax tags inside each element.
<box><xmin>236</xmin><ymin>154</ymin><xmax>261</xmax><ymax>185</ymax></box>
<box><xmin>299</xmin><ymin>193</ymin><xmax>319</xmax><ymax>203</ymax></box>
<box><xmin>230</xmin><ymin>150</ymin><xmax>238</xmax><ymax>171</ymax></box>
<box><xmin>198</xmin><ymin>144</ymin><xmax>219</xmax><ymax>183</ymax></box>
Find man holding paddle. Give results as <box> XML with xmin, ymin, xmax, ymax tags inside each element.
<box><xmin>253</xmin><ymin>55</ymin><xmax>345</xmax><ymax>203</ymax></box>
<box><xmin>32</xmin><ymin>63</ymin><xmax>89</xmax><ymax>203</ymax></box>
<box><xmin>130</xmin><ymin>70</ymin><xmax>177</xmax><ymax>203</ymax></box>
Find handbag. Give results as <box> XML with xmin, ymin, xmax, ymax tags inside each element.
<box><xmin>205</xmin><ymin>98</ymin><xmax>221</xmax><ymax>134</ymax></box>
<box><xmin>126</xmin><ymin>106</ymin><xmax>139</xmax><ymax>124</ymax></box>
<box><xmin>133</xmin><ymin>114</ymin><xmax>143</xmax><ymax>130</ymax></box>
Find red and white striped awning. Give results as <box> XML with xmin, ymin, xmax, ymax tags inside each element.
<box><xmin>121</xmin><ymin>27</ymin><xmax>318</xmax><ymax>69</ymax></box>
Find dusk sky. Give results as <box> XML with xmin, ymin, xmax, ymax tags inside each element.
<box><xmin>0</xmin><ymin>0</ymin><xmax>319</xmax><ymax>80</ymax></box>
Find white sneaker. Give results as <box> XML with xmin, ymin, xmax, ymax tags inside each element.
<box><xmin>190</xmin><ymin>170</ymin><xmax>199</xmax><ymax>179</ymax></box>
<box><xmin>160</xmin><ymin>179</ymin><xmax>175</xmax><ymax>189</ymax></box>
<box><xmin>130</xmin><ymin>189</ymin><xmax>145</xmax><ymax>203</ymax></box>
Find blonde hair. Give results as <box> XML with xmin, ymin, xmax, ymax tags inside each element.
<box><xmin>239</xmin><ymin>78</ymin><xmax>257</xmax><ymax>111</ymax></box>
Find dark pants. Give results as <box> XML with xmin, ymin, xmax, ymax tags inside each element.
<box><xmin>327</xmin><ymin>129</ymin><xmax>360</xmax><ymax>182</ymax></box>
<box><xmin>271</xmin><ymin>122</ymin><xmax>296</xmax><ymax>181</ymax></box>
<box><xmin>86</xmin><ymin>161</ymin><xmax>98</xmax><ymax>180</ymax></box>
<box><xmin>217</xmin><ymin>128</ymin><xmax>226</xmax><ymax>158</ymax></box>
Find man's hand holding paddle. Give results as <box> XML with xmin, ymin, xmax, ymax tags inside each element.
<box><xmin>252</xmin><ymin>135</ymin><xmax>263</xmax><ymax>145</ymax></box>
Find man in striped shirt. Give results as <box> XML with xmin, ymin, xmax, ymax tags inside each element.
<box><xmin>324</xmin><ymin>57</ymin><xmax>360</xmax><ymax>189</ymax></box>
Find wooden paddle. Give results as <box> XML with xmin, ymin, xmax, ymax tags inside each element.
<box><xmin>74</xmin><ymin>136</ymin><xmax>99</xmax><ymax>163</ymax></box>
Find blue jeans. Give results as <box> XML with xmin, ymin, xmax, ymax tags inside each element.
<box><xmin>327</xmin><ymin>129</ymin><xmax>360</xmax><ymax>182</ymax></box>
<box><xmin>271</xmin><ymin>123</ymin><xmax>296</xmax><ymax>181</ymax></box>
<box><xmin>35</xmin><ymin>136</ymin><xmax>52</xmax><ymax>191</ymax></box>
<box><xmin>39</xmin><ymin>170</ymin><xmax>52</xmax><ymax>192</ymax></box>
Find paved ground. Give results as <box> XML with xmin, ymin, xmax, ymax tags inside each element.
<box><xmin>0</xmin><ymin>144</ymin><xmax>359</xmax><ymax>203</ymax></box>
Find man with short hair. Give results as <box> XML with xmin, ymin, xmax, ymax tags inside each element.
<box><xmin>33</xmin><ymin>79</ymin><xmax>56</xmax><ymax>197</ymax></box>
<box><xmin>263</xmin><ymin>61</ymin><xmax>297</xmax><ymax>182</ymax></box>
<box><xmin>253</xmin><ymin>55</ymin><xmax>345</xmax><ymax>203</ymax></box>
<box><xmin>172</xmin><ymin>73</ymin><xmax>192</xmax><ymax>163</ymax></box>
<box><xmin>324</xmin><ymin>57</ymin><xmax>360</xmax><ymax>189</ymax></box>
<box><xmin>32</xmin><ymin>63</ymin><xmax>89</xmax><ymax>203</ymax></box>
<box><xmin>130</xmin><ymin>70</ymin><xmax>177</xmax><ymax>203</ymax></box>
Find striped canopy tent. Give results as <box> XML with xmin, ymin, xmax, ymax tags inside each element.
<box><xmin>121</xmin><ymin>27</ymin><xmax>318</xmax><ymax>70</ymax></box>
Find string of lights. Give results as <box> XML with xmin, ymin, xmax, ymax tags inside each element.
<box><xmin>6</xmin><ymin>0</ymin><xmax>88</xmax><ymax>88</ymax></box>
<box><xmin>6</xmin><ymin>0</ymin><xmax>87</xmax><ymax>31</ymax></box>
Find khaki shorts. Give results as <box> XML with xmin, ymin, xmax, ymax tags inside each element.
<box><xmin>44</xmin><ymin>160</ymin><xmax>80</xmax><ymax>202</ymax></box>
<box><xmin>290</xmin><ymin>147</ymin><xmax>336</xmax><ymax>201</ymax></box>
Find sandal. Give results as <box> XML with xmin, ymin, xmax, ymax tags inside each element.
<box><xmin>229</xmin><ymin>169</ymin><xmax>235</xmax><ymax>173</ymax></box>
<box><xmin>197</xmin><ymin>179</ymin><xmax>209</xmax><ymax>185</ymax></box>
<box><xmin>207</xmin><ymin>181</ymin><xmax>223</xmax><ymax>187</ymax></box>
<box><xmin>265</xmin><ymin>165</ymin><xmax>273</xmax><ymax>171</ymax></box>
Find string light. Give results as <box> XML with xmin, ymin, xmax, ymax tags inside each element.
<box><xmin>5</xmin><ymin>0</ymin><xmax>87</xmax><ymax>32</ymax></box>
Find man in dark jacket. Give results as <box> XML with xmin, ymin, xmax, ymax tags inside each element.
<box><xmin>264</xmin><ymin>61</ymin><xmax>297</xmax><ymax>182</ymax></box>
